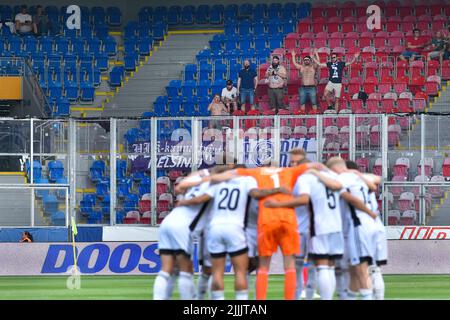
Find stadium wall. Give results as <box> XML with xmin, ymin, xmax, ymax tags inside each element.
<box><xmin>1</xmin><ymin>240</ymin><xmax>450</xmax><ymax>275</ymax></box>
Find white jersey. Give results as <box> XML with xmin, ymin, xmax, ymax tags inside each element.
<box><xmin>297</xmin><ymin>170</ymin><xmax>343</xmax><ymax>236</ymax></box>
<box><xmin>339</xmin><ymin>172</ymin><xmax>376</xmax><ymax>228</ymax></box>
<box><xmin>292</xmin><ymin>174</ymin><xmax>311</xmax><ymax>235</ymax></box>
<box><xmin>205</xmin><ymin>176</ymin><xmax>258</xmax><ymax>229</ymax></box>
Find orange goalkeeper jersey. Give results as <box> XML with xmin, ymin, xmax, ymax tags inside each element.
<box><xmin>236</xmin><ymin>164</ymin><xmax>308</xmax><ymax>226</ymax></box>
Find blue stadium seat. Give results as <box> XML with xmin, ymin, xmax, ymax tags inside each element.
<box><xmin>210</xmin><ymin>5</ymin><xmax>224</xmax><ymax>24</ymax></box>
<box><xmin>63</xmin><ymin>54</ymin><xmax>77</xmax><ymax>69</ymax></box>
<box><xmin>297</xmin><ymin>3</ymin><xmax>311</xmax><ymax>19</ymax></box>
<box><xmin>239</xmin><ymin>3</ymin><xmax>253</xmax><ymax>17</ymax></box>
<box><xmin>54</xmin><ymin>97</ymin><xmax>70</xmax><ymax>117</ymax></box>
<box><xmin>101</xmin><ymin>194</ymin><xmax>110</xmax><ymax>216</ymax></box>
<box><xmin>182</xmin><ymin>97</ymin><xmax>197</xmax><ymax>116</ymax></box>
<box><xmin>166</xmin><ymin>80</ymin><xmax>182</xmax><ymax>97</ymax></box>
<box><xmin>138</xmin><ymin>36</ymin><xmax>153</xmax><ymax>56</ymax></box>
<box><xmin>48</xmin><ymin>160</ymin><xmax>64</xmax><ymax>182</ymax></box>
<box><xmin>139</xmin><ymin>176</ymin><xmax>151</xmax><ymax>196</ymax></box>
<box><xmin>124</xmin><ymin>22</ymin><xmax>138</xmax><ymax>38</ymax></box>
<box><xmin>48</xmin><ymin>81</ymin><xmax>63</xmax><ymax>100</ymax></box>
<box><xmin>153</xmin><ymin>96</ymin><xmax>167</xmax><ymax>116</ymax></box>
<box><xmin>153</xmin><ymin>6</ymin><xmax>168</xmax><ymax>23</ymax></box>
<box><xmin>138</xmin><ymin>23</ymin><xmax>152</xmax><ymax>38</ymax></box>
<box><xmin>103</xmin><ymin>36</ymin><xmax>117</xmax><ymax>56</ymax></box>
<box><xmin>184</xmin><ymin>64</ymin><xmax>197</xmax><ymax>81</ymax></box>
<box><xmin>254</xmin><ymin>4</ymin><xmax>267</xmax><ymax>20</ymax></box>
<box><xmin>196</xmin><ymin>49</ymin><xmax>212</xmax><ymax>63</ymax></box>
<box><xmin>124</xmin><ymin>38</ymin><xmax>137</xmax><ymax>55</ymax></box>
<box><xmin>0</xmin><ymin>5</ymin><xmax>13</xmax><ymax>21</ymax></box>
<box><xmin>133</xmin><ymin>171</ymin><xmax>146</xmax><ymax>184</ymax></box>
<box><xmin>55</xmin><ymin>37</ymin><xmax>70</xmax><ymax>55</ymax></box>
<box><xmin>95</xmin><ymin>52</ymin><xmax>109</xmax><ymax>71</ymax></box>
<box><xmin>254</xmin><ymin>35</ymin><xmax>268</xmax><ymax>51</ymax></box>
<box><xmin>117</xmin><ymin>178</ymin><xmax>131</xmax><ymax>198</ymax></box>
<box><xmin>87</xmin><ymin>211</ymin><xmax>102</xmax><ymax>224</ymax></box>
<box><xmin>72</xmin><ymin>38</ymin><xmax>86</xmax><ymax>55</ymax></box>
<box><xmin>139</xmin><ymin>7</ymin><xmax>152</xmax><ymax>24</ymax></box>
<box><xmin>209</xmin><ymin>34</ymin><xmax>224</xmax><ymax>52</ymax></box>
<box><xmin>199</xmin><ymin>62</ymin><xmax>212</xmax><ymax>81</ymax></box>
<box><xmin>124</xmin><ymin>53</ymin><xmax>138</xmax><ymax>71</ymax></box>
<box><xmin>253</xmin><ymin>21</ymin><xmax>266</xmax><ymax>35</ymax></box>
<box><xmin>239</xmin><ymin>36</ymin><xmax>253</xmax><ymax>51</ymax></box>
<box><xmin>239</xmin><ymin>20</ymin><xmax>252</xmax><ymax>36</ymax></box>
<box><xmin>282</xmin><ymin>3</ymin><xmax>297</xmax><ymax>20</ymax></box>
<box><xmin>124</xmin><ymin>128</ymin><xmax>141</xmax><ymax>144</ymax></box>
<box><xmin>116</xmin><ymin>160</ymin><xmax>127</xmax><ymax>180</ymax></box>
<box><xmin>51</xmin><ymin>211</ymin><xmax>66</xmax><ymax>226</ymax></box>
<box><xmin>152</xmin><ymin>22</ymin><xmax>166</xmax><ymax>41</ymax></box>
<box><xmin>80</xmin><ymin>53</ymin><xmax>94</xmax><ymax>70</ymax></box>
<box><xmin>96</xmin><ymin>180</ymin><xmax>109</xmax><ymax>198</ymax></box>
<box><xmin>124</xmin><ymin>194</ymin><xmax>139</xmax><ymax>212</ymax></box>
<box><xmin>198</xmin><ymin>96</ymin><xmax>211</xmax><ymax>116</ymax></box>
<box><xmin>168</xmin><ymin>6</ymin><xmax>181</xmax><ymax>25</ymax></box>
<box><xmin>80</xmin><ymin>81</ymin><xmax>95</xmax><ymax>102</ymax></box>
<box><xmin>282</xmin><ymin>20</ymin><xmax>296</xmax><ymax>34</ymax></box>
<box><xmin>181</xmin><ymin>6</ymin><xmax>194</xmax><ymax>25</ymax></box>
<box><xmin>109</xmin><ymin>66</ymin><xmax>124</xmax><ymax>87</ymax></box>
<box><xmin>43</xmin><ymin>194</ymin><xmax>59</xmax><ymax>216</ymax></box>
<box><xmin>24</xmin><ymin>36</ymin><xmax>37</xmax><ymax>54</ymax></box>
<box><xmin>55</xmin><ymin>177</ymin><xmax>69</xmax><ymax>199</ymax></box>
<box><xmin>91</xmin><ymin>6</ymin><xmax>106</xmax><ymax>25</ymax></box>
<box><xmin>212</xmin><ymin>79</ymin><xmax>226</xmax><ymax>95</ymax></box>
<box><xmin>214</xmin><ymin>62</ymin><xmax>227</xmax><ymax>81</ymax></box>
<box><xmin>107</xmin><ymin>7</ymin><xmax>122</xmax><ymax>26</ymax></box>
<box><xmin>224</xmin><ymin>4</ymin><xmax>238</xmax><ymax>21</ymax></box>
<box><xmin>268</xmin><ymin>3</ymin><xmax>282</xmax><ymax>20</ymax></box>
<box><xmin>197</xmin><ymin>80</ymin><xmax>212</xmax><ymax>97</ymax></box>
<box><xmin>88</xmin><ymin>38</ymin><xmax>102</xmax><ymax>54</ymax></box>
<box><xmin>268</xmin><ymin>20</ymin><xmax>281</xmax><ymax>34</ymax></box>
<box><xmin>8</xmin><ymin>36</ymin><xmax>22</xmax><ymax>55</ymax></box>
<box><xmin>90</xmin><ymin>160</ymin><xmax>106</xmax><ymax>183</ymax></box>
<box><xmin>80</xmin><ymin>25</ymin><xmax>93</xmax><ymax>38</ymax></box>
<box><xmin>195</xmin><ymin>5</ymin><xmax>209</xmax><ymax>24</ymax></box>
<box><xmin>35</xmin><ymin>178</ymin><xmax>49</xmax><ymax>198</ymax></box>
<box><xmin>230</xmin><ymin>62</ymin><xmax>242</xmax><ymax>77</ymax></box>
<box><xmin>80</xmin><ymin>193</ymin><xmax>96</xmax><ymax>215</ymax></box>
<box><xmin>224</xmin><ymin>21</ymin><xmax>237</xmax><ymax>35</ymax></box>
<box><xmin>269</xmin><ymin>34</ymin><xmax>284</xmax><ymax>50</ymax></box>
<box><xmin>169</xmin><ymin>98</ymin><xmax>182</xmax><ymax>116</ymax></box>
<box><xmin>182</xmin><ymin>80</ymin><xmax>197</xmax><ymax>98</ymax></box>
<box><xmin>94</xmin><ymin>23</ymin><xmax>109</xmax><ymax>39</ymax></box>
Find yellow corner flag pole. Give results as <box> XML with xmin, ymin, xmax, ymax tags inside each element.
<box><xmin>71</xmin><ymin>216</ymin><xmax>78</xmax><ymax>270</ymax></box>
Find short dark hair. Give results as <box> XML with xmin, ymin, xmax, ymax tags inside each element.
<box><xmin>413</xmin><ymin>28</ymin><xmax>420</xmax><ymax>33</ymax></box>
<box><xmin>345</xmin><ymin>160</ymin><xmax>359</xmax><ymax>170</ymax></box>
<box><xmin>226</xmin><ymin>80</ymin><xmax>233</xmax><ymax>85</ymax></box>
<box><xmin>272</xmin><ymin>55</ymin><xmax>280</xmax><ymax>60</ymax></box>
<box><xmin>21</xmin><ymin>5</ymin><xmax>27</xmax><ymax>10</ymax></box>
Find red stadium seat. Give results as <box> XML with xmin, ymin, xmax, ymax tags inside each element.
<box><xmin>359</xmin><ymin>33</ymin><xmax>374</xmax><ymax>48</ymax></box>
<box><xmin>356</xmin><ymin>158</ymin><xmax>369</xmax><ymax>173</ymax></box>
<box><xmin>388</xmin><ymin>210</ymin><xmax>401</xmax><ymax>225</ymax></box>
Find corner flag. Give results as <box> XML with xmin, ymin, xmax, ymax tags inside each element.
<box><xmin>71</xmin><ymin>216</ymin><xmax>78</xmax><ymax>236</ymax></box>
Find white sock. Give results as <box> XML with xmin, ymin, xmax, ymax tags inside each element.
<box><xmin>197</xmin><ymin>273</ymin><xmax>210</xmax><ymax>300</ymax></box>
<box><xmin>328</xmin><ymin>266</ymin><xmax>336</xmax><ymax>299</ymax></box>
<box><xmin>360</xmin><ymin>288</ymin><xmax>373</xmax><ymax>300</ymax></box>
<box><xmin>178</xmin><ymin>271</ymin><xmax>195</xmax><ymax>300</ymax></box>
<box><xmin>211</xmin><ymin>290</ymin><xmax>225</xmax><ymax>300</ymax></box>
<box><xmin>295</xmin><ymin>257</ymin><xmax>305</xmax><ymax>300</ymax></box>
<box><xmin>153</xmin><ymin>271</ymin><xmax>170</xmax><ymax>300</ymax></box>
<box><xmin>335</xmin><ymin>268</ymin><xmax>347</xmax><ymax>300</ymax></box>
<box><xmin>347</xmin><ymin>289</ymin><xmax>358</xmax><ymax>300</ymax></box>
<box><xmin>166</xmin><ymin>269</ymin><xmax>178</xmax><ymax>299</ymax></box>
<box><xmin>235</xmin><ymin>290</ymin><xmax>248</xmax><ymax>300</ymax></box>
<box><xmin>247</xmin><ymin>273</ymin><xmax>256</xmax><ymax>300</ymax></box>
<box><xmin>207</xmin><ymin>274</ymin><xmax>213</xmax><ymax>299</ymax></box>
<box><xmin>305</xmin><ymin>266</ymin><xmax>317</xmax><ymax>300</ymax></box>
<box><xmin>317</xmin><ymin>265</ymin><xmax>333</xmax><ymax>300</ymax></box>
<box><xmin>371</xmin><ymin>266</ymin><xmax>385</xmax><ymax>300</ymax></box>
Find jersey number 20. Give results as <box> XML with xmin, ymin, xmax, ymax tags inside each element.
<box><xmin>218</xmin><ymin>188</ymin><xmax>241</xmax><ymax>211</ymax></box>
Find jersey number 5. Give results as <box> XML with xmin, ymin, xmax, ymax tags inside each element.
<box><xmin>326</xmin><ymin>187</ymin><xmax>337</xmax><ymax>209</ymax></box>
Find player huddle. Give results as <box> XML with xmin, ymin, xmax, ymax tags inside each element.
<box><xmin>153</xmin><ymin>149</ymin><xmax>387</xmax><ymax>300</ymax></box>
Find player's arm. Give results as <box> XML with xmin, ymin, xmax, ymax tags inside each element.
<box><xmin>347</xmin><ymin>170</ymin><xmax>380</xmax><ymax>192</ymax></box>
<box><xmin>176</xmin><ymin>194</ymin><xmax>212</xmax><ymax>207</ymax></box>
<box><xmin>249</xmin><ymin>187</ymin><xmax>290</xmax><ymax>200</ymax></box>
<box><xmin>264</xmin><ymin>194</ymin><xmax>310</xmax><ymax>208</ymax></box>
<box><xmin>175</xmin><ymin>171</ymin><xmax>210</xmax><ymax>194</ymax></box>
<box><xmin>341</xmin><ymin>192</ymin><xmax>377</xmax><ymax>219</ymax></box>
<box><xmin>307</xmin><ymin>169</ymin><xmax>343</xmax><ymax>191</ymax></box>
<box><xmin>209</xmin><ymin>169</ymin><xmax>239</xmax><ymax>184</ymax></box>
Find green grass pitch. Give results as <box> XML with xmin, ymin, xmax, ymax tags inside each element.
<box><xmin>0</xmin><ymin>275</ymin><xmax>449</xmax><ymax>300</ymax></box>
